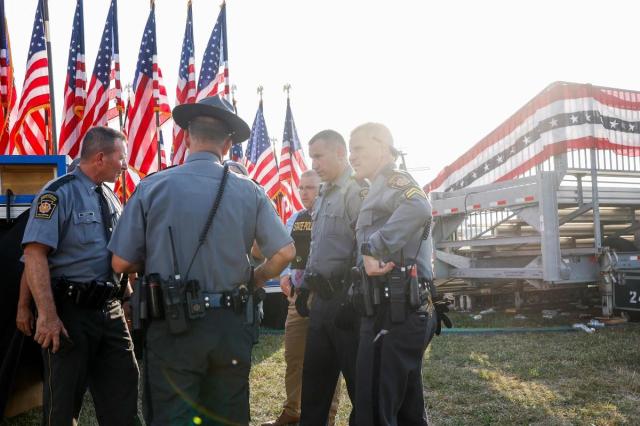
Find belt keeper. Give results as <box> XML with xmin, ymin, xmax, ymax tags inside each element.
<box><xmin>224</xmin><ymin>294</ymin><xmax>233</xmax><ymax>308</ymax></box>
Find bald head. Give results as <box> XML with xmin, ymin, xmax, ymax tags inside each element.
<box><xmin>350</xmin><ymin>122</ymin><xmax>398</xmax><ymax>159</ymax></box>
<box><xmin>349</xmin><ymin>122</ymin><xmax>397</xmax><ymax>180</ymax></box>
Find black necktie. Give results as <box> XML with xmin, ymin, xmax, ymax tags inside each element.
<box><xmin>95</xmin><ymin>185</ymin><xmax>112</xmax><ymax>240</ymax></box>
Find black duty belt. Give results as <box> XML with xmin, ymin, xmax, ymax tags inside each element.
<box><xmin>52</xmin><ymin>278</ymin><xmax>123</xmax><ymax>309</ymax></box>
<box><xmin>306</xmin><ymin>272</ymin><xmax>349</xmax><ymax>300</ymax></box>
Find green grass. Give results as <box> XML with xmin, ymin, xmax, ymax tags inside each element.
<box><xmin>5</xmin><ymin>316</ymin><xmax>640</xmax><ymax>425</ymax></box>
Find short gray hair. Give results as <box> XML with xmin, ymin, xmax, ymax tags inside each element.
<box><xmin>80</xmin><ymin>126</ymin><xmax>126</xmax><ymax>160</ymax></box>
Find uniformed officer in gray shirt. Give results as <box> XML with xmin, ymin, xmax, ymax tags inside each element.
<box><xmin>22</xmin><ymin>126</ymin><xmax>138</xmax><ymax>426</ymax></box>
<box><xmin>109</xmin><ymin>96</ymin><xmax>295</xmax><ymax>426</ymax></box>
<box><xmin>298</xmin><ymin>130</ymin><xmax>366</xmax><ymax>426</ymax></box>
<box><xmin>349</xmin><ymin>122</ymin><xmax>442</xmax><ymax>426</ymax></box>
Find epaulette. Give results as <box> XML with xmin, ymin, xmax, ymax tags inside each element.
<box><xmin>387</xmin><ymin>170</ymin><xmax>427</xmax><ymax>200</ymax></box>
<box><xmin>142</xmin><ymin>164</ymin><xmax>178</xmax><ymax>180</ymax></box>
<box><xmin>45</xmin><ymin>174</ymin><xmax>75</xmax><ymax>192</ymax></box>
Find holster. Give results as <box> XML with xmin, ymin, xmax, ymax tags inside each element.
<box><xmin>351</xmin><ymin>267</ymin><xmax>375</xmax><ymax>317</ymax></box>
<box><xmin>243</xmin><ymin>270</ymin><xmax>266</xmax><ymax>326</ymax></box>
<box><xmin>360</xmin><ymin>265</ymin><xmax>433</xmax><ymax>323</ymax></box>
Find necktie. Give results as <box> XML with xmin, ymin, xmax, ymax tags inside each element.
<box><xmin>95</xmin><ymin>185</ymin><xmax>113</xmax><ymax>240</ymax></box>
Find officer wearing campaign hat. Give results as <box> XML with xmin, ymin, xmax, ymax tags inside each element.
<box><xmin>109</xmin><ymin>96</ymin><xmax>295</xmax><ymax>425</ymax></box>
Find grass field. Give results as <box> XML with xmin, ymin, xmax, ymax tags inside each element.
<box><xmin>4</xmin><ymin>312</ymin><xmax>640</xmax><ymax>425</ymax></box>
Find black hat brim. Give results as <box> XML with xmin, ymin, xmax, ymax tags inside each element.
<box><xmin>172</xmin><ymin>103</ymin><xmax>250</xmax><ymax>144</ymax></box>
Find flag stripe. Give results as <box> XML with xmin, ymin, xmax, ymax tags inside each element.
<box><xmin>428</xmin><ymin>82</ymin><xmax>640</xmax><ymax>193</ymax></box>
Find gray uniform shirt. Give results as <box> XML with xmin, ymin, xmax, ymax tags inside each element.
<box><xmin>22</xmin><ymin>167</ymin><xmax>121</xmax><ymax>282</ymax></box>
<box><xmin>306</xmin><ymin>165</ymin><xmax>365</xmax><ymax>279</ymax></box>
<box><xmin>356</xmin><ymin>164</ymin><xmax>434</xmax><ymax>280</ymax></box>
<box><xmin>108</xmin><ymin>151</ymin><xmax>292</xmax><ymax>293</ymax></box>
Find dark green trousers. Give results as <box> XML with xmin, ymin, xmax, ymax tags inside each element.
<box><xmin>41</xmin><ymin>299</ymin><xmax>139</xmax><ymax>426</ymax></box>
<box><xmin>143</xmin><ymin>308</ymin><xmax>254</xmax><ymax>426</ymax></box>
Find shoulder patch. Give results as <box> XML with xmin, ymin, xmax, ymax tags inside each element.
<box><xmin>359</xmin><ymin>187</ymin><xmax>369</xmax><ymax>200</ymax></box>
<box><xmin>34</xmin><ymin>193</ymin><xmax>58</xmax><ymax>219</ymax></box>
<box><xmin>387</xmin><ymin>170</ymin><xmax>426</xmax><ymax>199</ymax></box>
<box><xmin>387</xmin><ymin>172</ymin><xmax>413</xmax><ymax>190</ymax></box>
<box><xmin>44</xmin><ymin>174</ymin><xmax>75</xmax><ymax>192</ymax></box>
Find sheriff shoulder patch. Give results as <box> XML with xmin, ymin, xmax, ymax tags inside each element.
<box><xmin>34</xmin><ymin>193</ymin><xmax>58</xmax><ymax>219</ymax></box>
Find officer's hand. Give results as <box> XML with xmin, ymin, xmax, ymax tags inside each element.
<box><xmin>295</xmin><ymin>288</ymin><xmax>310</xmax><ymax>317</ymax></box>
<box><xmin>280</xmin><ymin>276</ymin><xmax>294</xmax><ymax>303</ymax></box>
<box><xmin>16</xmin><ymin>304</ymin><xmax>35</xmax><ymax>336</ymax></box>
<box><xmin>34</xmin><ymin>314</ymin><xmax>69</xmax><ymax>353</ymax></box>
<box><xmin>253</xmin><ymin>268</ymin><xmax>268</xmax><ymax>289</ymax></box>
<box><xmin>363</xmin><ymin>255</ymin><xmax>395</xmax><ymax>276</ymax></box>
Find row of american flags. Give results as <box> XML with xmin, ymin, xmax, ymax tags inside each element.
<box><xmin>0</xmin><ymin>0</ymin><xmax>307</xmax><ymax>222</ymax></box>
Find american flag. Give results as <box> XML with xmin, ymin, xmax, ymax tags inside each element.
<box><xmin>114</xmin><ymin>166</ymin><xmax>140</xmax><ymax>203</ymax></box>
<box><xmin>196</xmin><ymin>2</ymin><xmax>229</xmax><ymax>101</ymax></box>
<box><xmin>106</xmin><ymin>0</ymin><xmax>123</xmax><ymax>123</ymax></box>
<box><xmin>172</xmin><ymin>1</ymin><xmax>195</xmax><ymax>166</ymax></box>
<box><xmin>279</xmin><ymin>97</ymin><xmax>307</xmax><ymax>212</ymax></box>
<box><xmin>58</xmin><ymin>0</ymin><xmax>86</xmax><ymax>159</ymax></box>
<box><xmin>230</xmin><ymin>142</ymin><xmax>243</xmax><ymax>162</ymax></box>
<box><xmin>11</xmin><ymin>0</ymin><xmax>50</xmax><ymax>155</ymax></box>
<box><xmin>427</xmin><ymin>82</ymin><xmax>640</xmax><ymax>193</ymax></box>
<box><xmin>247</xmin><ymin>100</ymin><xmax>280</xmax><ymax>199</ymax></box>
<box><xmin>0</xmin><ymin>0</ymin><xmax>17</xmax><ymax>155</ymax></box>
<box><xmin>159</xmin><ymin>127</ymin><xmax>167</xmax><ymax>169</ymax></box>
<box><xmin>126</xmin><ymin>6</ymin><xmax>171</xmax><ymax>177</ymax></box>
<box><xmin>74</xmin><ymin>0</ymin><xmax>119</xmax><ymax>155</ymax></box>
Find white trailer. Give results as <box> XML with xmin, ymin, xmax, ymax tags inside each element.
<box><xmin>427</xmin><ymin>82</ymin><xmax>640</xmax><ymax>316</ymax></box>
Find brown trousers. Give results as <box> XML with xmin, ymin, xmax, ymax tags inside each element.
<box><xmin>283</xmin><ymin>303</ymin><xmax>341</xmax><ymax>423</ymax></box>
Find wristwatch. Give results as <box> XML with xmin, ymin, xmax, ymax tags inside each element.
<box><xmin>360</xmin><ymin>242</ymin><xmax>374</xmax><ymax>257</ymax></box>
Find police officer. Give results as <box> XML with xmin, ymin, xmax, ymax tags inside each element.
<box><xmin>109</xmin><ymin>96</ymin><xmax>295</xmax><ymax>426</ymax></box>
<box><xmin>22</xmin><ymin>126</ymin><xmax>138</xmax><ymax>426</ymax></box>
<box><xmin>298</xmin><ymin>130</ymin><xmax>366</xmax><ymax>426</ymax></box>
<box><xmin>263</xmin><ymin>170</ymin><xmax>342</xmax><ymax>426</ymax></box>
<box><xmin>349</xmin><ymin>122</ymin><xmax>445</xmax><ymax>426</ymax></box>
<box><xmin>16</xmin><ymin>158</ymin><xmax>81</xmax><ymax>338</ymax></box>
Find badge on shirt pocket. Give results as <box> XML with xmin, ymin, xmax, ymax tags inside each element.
<box><xmin>34</xmin><ymin>193</ymin><xmax>58</xmax><ymax>219</ymax></box>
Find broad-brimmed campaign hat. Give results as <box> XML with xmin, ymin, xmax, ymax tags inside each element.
<box><xmin>172</xmin><ymin>96</ymin><xmax>250</xmax><ymax>144</ymax></box>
